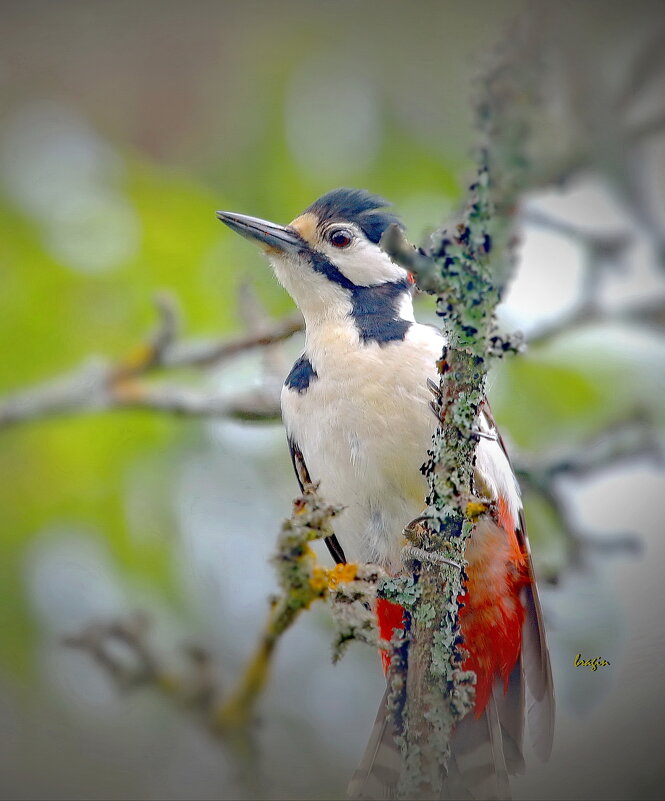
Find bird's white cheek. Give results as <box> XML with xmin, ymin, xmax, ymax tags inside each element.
<box><xmin>329</xmin><ymin>242</ymin><xmax>407</xmax><ymax>286</ymax></box>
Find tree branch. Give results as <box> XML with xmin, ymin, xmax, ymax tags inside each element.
<box><xmin>514</xmin><ymin>411</ymin><xmax>659</xmax><ymax>568</ymax></box>
<box><xmin>377</xmin><ymin>23</ymin><xmax>541</xmax><ymax>799</ymax></box>
<box><xmin>0</xmin><ymin>294</ymin><xmax>302</xmax><ymax>429</ymax></box>
<box><xmin>66</xmin><ymin>480</ymin><xmax>349</xmax><ymax>756</ymax></box>
<box><xmin>161</xmin><ymin>311</ymin><xmax>303</xmax><ymax>370</ymax></box>
<box><xmin>517</xmin><ymin>203</ymin><xmax>665</xmax><ymax>346</ymax></box>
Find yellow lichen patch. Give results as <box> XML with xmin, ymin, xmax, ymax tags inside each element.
<box><xmin>290</xmin><ymin>212</ymin><xmax>319</xmax><ymax>247</ymax></box>
<box><xmin>466</xmin><ymin>500</ymin><xmax>489</xmax><ymax>520</ymax></box>
<box><xmin>309</xmin><ymin>565</ymin><xmax>329</xmax><ymax>596</ymax></box>
<box><xmin>303</xmin><ymin>544</ymin><xmax>318</xmax><ymax>560</ymax></box>
<box><xmin>327</xmin><ymin>562</ymin><xmax>358</xmax><ymax>589</ymax></box>
<box><xmin>293</xmin><ymin>497</ymin><xmax>309</xmax><ymax>515</ymax></box>
<box><xmin>115</xmin><ymin>343</ymin><xmax>155</xmax><ymax>375</ymax></box>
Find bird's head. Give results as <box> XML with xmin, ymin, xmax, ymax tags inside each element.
<box><xmin>216</xmin><ymin>188</ymin><xmax>413</xmax><ymax>327</ymax></box>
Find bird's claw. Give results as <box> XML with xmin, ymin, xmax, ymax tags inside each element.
<box><xmin>471</xmin><ymin>428</ymin><xmax>497</xmax><ymax>441</ymax></box>
<box><xmin>429</xmin><ymin>400</ymin><xmax>443</xmax><ymax>424</ymax></box>
<box><xmin>403</xmin><ymin>514</ymin><xmax>432</xmax><ymax>544</ymax></box>
<box><xmin>426</xmin><ymin>377</ymin><xmax>441</xmax><ymax>399</ymax></box>
<box><xmin>401</xmin><ymin>544</ymin><xmax>462</xmax><ymax>571</ymax></box>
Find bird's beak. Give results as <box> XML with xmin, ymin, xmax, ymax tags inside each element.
<box><xmin>216</xmin><ymin>210</ymin><xmax>304</xmax><ymax>255</ymax></box>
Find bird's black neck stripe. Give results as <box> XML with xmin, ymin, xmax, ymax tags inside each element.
<box><xmin>350</xmin><ymin>280</ymin><xmax>412</xmax><ymax>344</ymax></box>
<box><xmin>309</xmin><ymin>250</ymin><xmax>356</xmax><ymax>290</ymax></box>
<box><xmin>309</xmin><ymin>251</ymin><xmax>412</xmax><ymax>344</ymax></box>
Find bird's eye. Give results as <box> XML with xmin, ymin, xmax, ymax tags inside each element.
<box><xmin>329</xmin><ymin>228</ymin><xmax>353</xmax><ymax>248</ymax></box>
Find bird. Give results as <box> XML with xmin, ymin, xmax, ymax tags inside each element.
<box><xmin>217</xmin><ymin>188</ymin><xmax>554</xmax><ymax>800</ymax></box>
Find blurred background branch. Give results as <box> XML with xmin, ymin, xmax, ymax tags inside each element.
<box><xmin>64</xmin><ymin>480</ymin><xmax>342</xmax><ymax>726</ymax></box>
<box><xmin>64</xmin><ymin>477</ymin><xmax>388</xmax><ymax>790</ymax></box>
<box><xmin>0</xmin><ymin>292</ymin><xmax>302</xmax><ymax>428</ymax></box>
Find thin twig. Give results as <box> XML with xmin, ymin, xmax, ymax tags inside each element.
<box><xmin>519</xmin><ymin>205</ymin><xmax>665</xmax><ymax>346</ymax></box>
<box><xmin>0</xmin><ymin>295</ymin><xmax>301</xmax><ymax>429</ymax></box>
<box><xmin>162</xmin><ymin>312</ymin><xmax>303</xmax><ymax>369</ymax></box>
<box><xmin>514</xmin><ymin>413</ymin><xmax>658</xmax><ymax>566</ymax></box>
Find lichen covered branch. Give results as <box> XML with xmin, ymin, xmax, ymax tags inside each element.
<box><xmin>65</xmin><ymin>479</ymin><xmax>384</xmax><ymax>762</ymax></box>
<box><xmin>379</xmin><ymin>26</ymin><xmax>540</xmax><ymax>799</ymax></box>
<box><xmin>215</xmin><ymin>484</ymin><xmax>344</xmax><ymax>731</ymax></box>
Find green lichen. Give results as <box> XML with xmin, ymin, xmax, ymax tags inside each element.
<box><xmin>379</xmin><ymin>575</ymin><xmax>421</xmax><ymax>608</ymax></box>
<box><xmin>412</xmin><ymin>603</ymin><xmax>437</xmax><ymax>626</ymax></box>
<box><xmin>329</xmin><ymin>564</ymin><xmax>388</xmax><ymax>663</ymax></box>
<box><xmin>379</xmin><ymin>23</ymin><xmax>542</xmax><ymax>799</ymax></box>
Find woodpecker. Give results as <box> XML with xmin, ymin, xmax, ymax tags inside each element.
<box><xmin>217</xmin><ymin>188</ymin><xmax>554</xmax><ymax>800</ymax></box>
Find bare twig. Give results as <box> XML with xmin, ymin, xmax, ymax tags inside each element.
<box><xmin>525</xmin><ymin>297</ymin><xmax>665</xmax><ymax>347</ymax></box>
<box><xmin>514</xmin><ymin>413</ymin><xmax>658</xmax><ymax>567</ymax></box>
<box><xmin>161</xmin><ymin>311</ymin><xmax>303</xmax><ymax>370</ymax></box>
<box><xmin>521</xmin><ymin>207</ymin><xmax>632</xmax><ymax>263</ymax></box>
<box><xmin>520</xmin><ymin>411</ymin><xmax>663</xmax><ymax>478</ymax></box>
<box><xmin>0</xmin><ymin>295</ymin><xmax>302</xmax><ymax>429</ymax></box>
<box><xmin>65</xmin><ymin>614</ymin><xmax>177</xmax><ymax>693</ymax></box>
<box><xmin>519</xmin><ymin>206</ymin><xmax>665</xmax><ymax>346</ymax></box>
<box><xmin>63</xmin><ymin>613</ymin><xmax>260</xmax><ymax>795</ymax></box>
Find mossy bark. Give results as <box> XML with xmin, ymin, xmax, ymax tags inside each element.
<box><xmin>379</xmin><ymin>24</ymin><xmax>541</xmax><ymax>799</ymax></box>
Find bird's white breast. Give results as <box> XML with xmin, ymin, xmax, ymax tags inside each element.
<box><xmin>282</xmin><ymin>323</ymin><xmax>435</xmax><ymax>568</ymax></box>
<box><xmin>281</xmin><ymin>321</ymin><xmax>521</xmax><ymax>571</ymax></box>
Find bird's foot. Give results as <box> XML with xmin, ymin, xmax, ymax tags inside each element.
<box><xmin>402</xmin><ymin>515</ymin><xmax>463</xmax><ymax>570</ymax></box>
<box><xmin>401</xmin><ymin>544</ymin><xmax>462</xmax><ymax>571</ymax></box>
<box><xmin>403</xmin><ymin>514</ymin><xmax>431</xmax><ymax>543</ymax></box>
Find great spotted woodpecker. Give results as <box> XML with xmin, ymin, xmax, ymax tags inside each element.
<box><xmin>217</xmin><ymin>188</ymin><xmax>553</xmax><ymax>800</ymax></box>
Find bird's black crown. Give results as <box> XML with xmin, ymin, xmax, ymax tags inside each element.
<box><xmin>304</xmin><ymin>188</ymin><xmax>403</xmax><ymax>244</ymax></box>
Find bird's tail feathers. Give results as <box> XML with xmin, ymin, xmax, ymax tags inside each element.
<box><xmin>347</xmin><ymin>679</ymin><xmax>524</xmax><ymax>800</ymax></box>
<box><xmin>347</xmin><ymin>688</ymin><xmax>400</xmax><ymax>800</ymax></box>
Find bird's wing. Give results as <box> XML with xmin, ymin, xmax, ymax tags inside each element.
<box><xmin>516</xmin><ymin>511</ymin><xmax>555</xmax><ymax>761</ymax></box>
<box><xmin>286</xmin><ymin>434</ymin><xmax>347</xmax><ymax>565</ymax></box>
<box><xmin>482</xmin><ymin>401</ymin><xmax>555</xmax><ymax>761</ymax></box>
